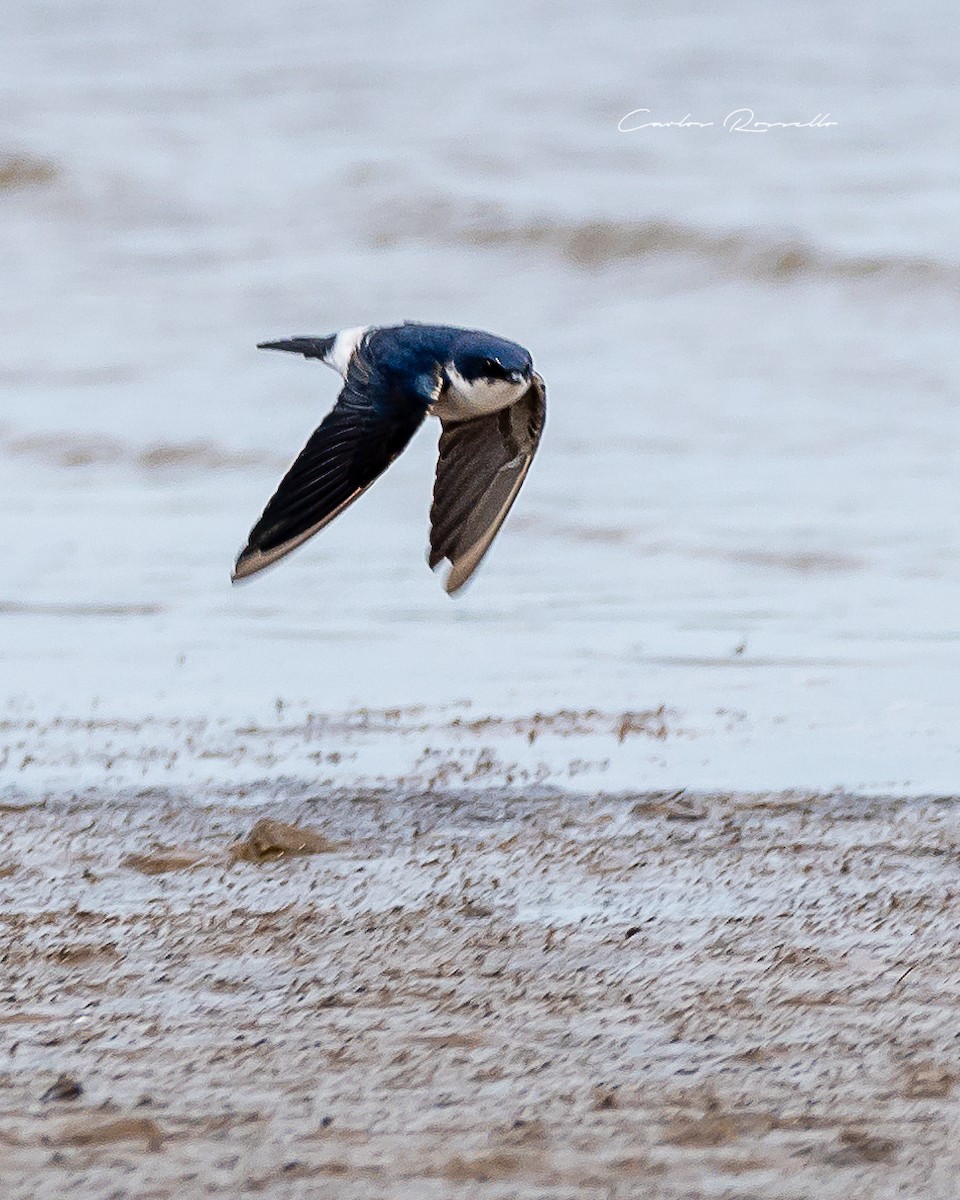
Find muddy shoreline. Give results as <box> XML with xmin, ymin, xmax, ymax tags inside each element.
<box><xmin>1</xmin><ymin>786</ymin><xmax>958</xmax><ymax>1198</ymax></box>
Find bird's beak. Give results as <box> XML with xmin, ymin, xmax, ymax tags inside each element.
<box><xmin>507</xmin><ymin>369</ymin><xmax>527</xmax><ymax>384</ymax></box>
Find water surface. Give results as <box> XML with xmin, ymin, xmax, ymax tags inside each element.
<box><xmin>2</xmin><ymin>0</ymin><xmax>958</xmax><ymax>796</ymax></box>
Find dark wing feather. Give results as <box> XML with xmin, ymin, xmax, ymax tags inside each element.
<box><xmin>233</xmin><ymin>367</ymin><xmax>428</xmax><ymax>581</ymax></box>
<box><xmin>429</xmin><ymin>373</ymin><xmax>545</xmax><ymax>594</ymax></box>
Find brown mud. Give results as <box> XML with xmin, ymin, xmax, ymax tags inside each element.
<box><xmin>2</xmin><ymin>786</ymin><xmax>959</xmax><ymax>1198</ymax></box>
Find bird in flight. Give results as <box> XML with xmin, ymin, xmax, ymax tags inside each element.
<box><xmin>232</xmin><ymin>322</ymin><xmax>546</xmax><ymax>594</ymax></box>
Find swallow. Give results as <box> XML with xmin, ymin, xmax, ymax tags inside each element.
<box><xmin>232</xmin><ymin>322</ymin><xmax>546</xmax><ymax>594</ymax></box>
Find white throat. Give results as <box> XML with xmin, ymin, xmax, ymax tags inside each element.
<box><xmin>433</xmin><ymin>364</ymin><xmax>528</xmax><ymax>422</ymax></box>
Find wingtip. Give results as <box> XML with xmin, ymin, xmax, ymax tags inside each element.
<box><xmin>431</xmin><ymin>558</ymin><xmax>471</xmax><ymax>597</ymax></box>
<box><xmin>231</xmin><ymin>548</ymin><xmax>260</xmax><ymax>583</ymax></box>
<box><xmin>427</xmin><ymin>547</ymin><xmax>473</xmax><ymax>597</ymax></box>
<box><xmin>443</xmin><ymin>569</ymin><xmax>471</xmax><ymax>596</ymax></box>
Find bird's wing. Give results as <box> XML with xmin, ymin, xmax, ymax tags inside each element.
<box><xmin>429</xmin><ymin>373</ymin><xmax>546</xmax><ymax>594</ymax></box>
<box><xmin>233</xmin><ymin>360</ymin><xmax>430</xmax><ymax>581</ymax></box>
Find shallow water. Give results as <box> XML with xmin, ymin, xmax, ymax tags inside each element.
<box><xmin>2</xmin><ymin>0</ymin><xmax>958</xmax><ymax>797</ymax></box>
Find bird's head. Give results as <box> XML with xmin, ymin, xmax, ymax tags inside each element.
<box><xmin>450</xmin><ymin>331</ymin><xmax>533</xmax><ymax>386</ymax></box>
<box><xmin>444</xmin><ymin>331</ymin><xmax>534</xmax><ymax>410</ymax></box>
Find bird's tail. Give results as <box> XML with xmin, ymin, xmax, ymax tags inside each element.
<box><xmin>257</xmin><ymin>336</ymin><xmax>335</xmax><ymax>360</ymax></box>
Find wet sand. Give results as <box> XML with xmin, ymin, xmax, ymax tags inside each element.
<box><xmin>3</xmin><ymin>785</ymin><xmax>959</xmax><ymax>1198</ymax></box>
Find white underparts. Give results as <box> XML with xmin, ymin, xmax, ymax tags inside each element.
<box><xmin>325</xmin><ymin>325</ymin><xmax>370</xmax><ymax>378</ymax></box>
<box><xmin>431</xmin><ymin>364</ymin><xmax>529</xmax><ymax>422</ymax></box>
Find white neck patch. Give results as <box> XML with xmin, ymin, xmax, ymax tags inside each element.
<box><xmin>326</xmin><ymin>325</ymin><xmax>370</xmax><ymax>377</ymax></box>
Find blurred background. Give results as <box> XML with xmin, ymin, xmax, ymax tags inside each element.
<box><xmin>1</xmin><ymin>0</ymin><xmax>957</xmax><ymax>796</ymax></box>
